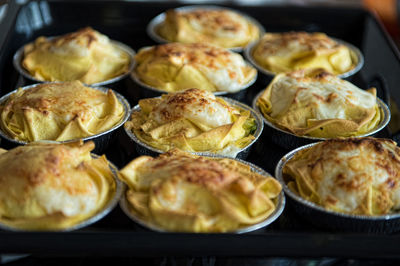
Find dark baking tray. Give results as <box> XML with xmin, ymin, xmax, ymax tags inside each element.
<box><xmin>1</xmin><ymin>0</ymin><xmax>400</xmax><ymax>259</ymax></box>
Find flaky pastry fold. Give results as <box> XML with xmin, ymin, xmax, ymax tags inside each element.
<box><xmin>120</xmin><ymin>149</ymin><xmax>281</xmax><ymax>232</ymax></box>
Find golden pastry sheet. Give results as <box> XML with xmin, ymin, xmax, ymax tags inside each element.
<box><xmin>125</xmin><ymin>88</ymin><xmax>256</xmax><ymax>157</ymax></box>
<box><xmin>22</xmin><ymin>27</ymin><xmax>131</xmax><ymax>84</ymax></box>
<box><xmin>283</xmin><ymin>138</ymin><xmax>400</xmax><ymax>215</ymax></box>
<box><xmin>252</xmin><ymin>32</ymin><xmax>356</xmax><ymax>75</ymax></box>
<box><xmin>0</xmin><ymin>141</ymin><xmax>116</xmax><ymax>230</ymax></box>
<box><xmin>257</xmin><ymin>69</ymin><xmax>381</xmax><ymax>138</ymax></box>
<box><xmin>120</xmin><ymin>149</ymin><xmax>282</xmax><ymax>232</ymax></box>
<box><xmin>0</xmin><ymin>81</ymin><xmax>125</xmax><ymax>142</ymax></box>
<box><xmin>157</xmin><ymin>8</ymin><xmax>260</xmax><ymax>48</ymax></box>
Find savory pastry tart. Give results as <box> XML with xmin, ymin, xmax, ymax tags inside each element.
<box><xmin>0</xmin><ymin>81</ymin><xmax>126</xmax><ymax>142</ymax></box>
<box><xmin>20</xmin><ymin>27</ymin><xmax>132</xmax><ymax>84</ymax></box>
<box><xmin>282</xmin><ymin>138</ymin><xmax>400</xmax><ymax>216</ymax></box>
<box><xmin>125</xmin><ymin>88</ymin><xmax>258</xmax><ymax>157</ymax></box>
<box><xmin>155</xmin><ymin>7</ymin><xmax>261</xmax><ymax>49</ymax></box>
<box><xmin>256</xmin><ymin>69</ymin><xmax>382</xmax><ymax>138</ymax></box>
<box><xmin>119</xmin><ymin>148</ymin><xmax>282</xmax><ymax>232</ymax></box>
<box><xmin>133</xmin><ymin>43</ymin><xmax>257</xmax><ymax>93</ymax></box>
<box><xmin>0</xmin><ymin>141</ymin><xmax>117</xmax><ymax>230</ymax></box>
<box><xmin>251</xmin><ymin>32</ymin><xmax>357</xmax><ymax>75</ymax></box>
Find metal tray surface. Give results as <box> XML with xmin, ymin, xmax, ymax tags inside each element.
<box><xmin>1</xmin><ymin>0</ymin><xmax>400</xmax><ymax>260</ymax></box>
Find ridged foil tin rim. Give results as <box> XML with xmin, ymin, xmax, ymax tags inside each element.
<box><xmin>124</xmin><ymin>96</ymin><xmax>264</xmax><ymax>158</ymax></box>
<box><xmin>252</xmin><ymin>89</ymin><xmax>391</xmax><ymax>141</ymax></box>
<box><xmin>146</xmin><ymin>5</ymin><xmax>266</xmax><ymax>52</ymax></box>
<box><xmin>0</xmin><ymin>154</ymin><xmax>124</xmax><ymax>232</ymax></box>
<box><xmin>13</xmin><ymin>39</ymin><xmax>135</xmax><ymax>87</ymax></box>
<box><xmin>130</xmin><ymin>46</ymin><xmax>258</xmax><ymax>96</ymax></box>
<box><xmin>275</xmin><ymin>142</ymin><xmax>400</xmax><ymax>221</ymax></box>
<box><xmin>120</xmin><ymin>155</ymin><xmax>285</xmax><ymax>233</ymax></box>
<box><xmin>244</xmin><ymin>36</ymin><xmax>364</xmax><ymax>79</ymax></box>
<box><xmin>0</xmin><ymin>82</ymin><xmax>131</xmax><ymax>145</ymax></box>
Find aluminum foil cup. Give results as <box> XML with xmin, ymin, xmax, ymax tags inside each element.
<box><xmin>13</xmin><ymin>39</ymin><xmax>135</xmax><ymax>88</ymax></box>
<box><xmin>124</xmin><ymin>96</ymin><xmax>263</xmax><ymax>160</ymax></box>
<box><xmin>252</xmin><ymin>90</ymin><xmax>391</xmax><ymax>150</ymax></box>
<box><xmin>147</xmin><ymin>5</ymin><xmax>266</xmax><ymax>52</ymax></box>
<box><xmin>0</xmin><ymin>83</ymin><xmax>131</xmax><ymax>154</ymax></box>
<box><xmin>130</xmin><ymin>52</ymin><xmax>258</xmax><ymax>102</ymax></box>
<box><xmin>244</xmin><ymin>37</ymin><xmax>364</xmax><ymax>83</ymax></box>
<box><xmin>276</xmin><ymin>142</ymin><xmax>400</xmax><ymax>233</ymax></box>
<box><xmin>0</xmin><ymin>154</ymin><xmax>123</xmax><ymax>232</ymax></box>
<box><xmin>120</xmin><ymin>156</ymin><xmax>285</xmax><ymax>233</ymax></box>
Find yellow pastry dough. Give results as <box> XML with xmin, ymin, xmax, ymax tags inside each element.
<box><xmin>120</xmin><ymin>148</ymin><xmax>282</xmax><ymax>232</ymax></box>
<box><xmin>0</xmin><ymin>141</ymin><xmax>116</xmax><ymax>230</ymax></box>
<box><xmin>283</xmin><ymin>138</ymin><xmax>400</xmax><ymax>215</ymax></box>
<box><xmin>125</xmin><ymin>88</ymin><xmax>257</xmax><ymax>157</ymax></box>
<box><xmin>134</xmin><ymin>43</ymin><xmax>256</xmax><ymax>93</ymax></box>
<box><xmin>21</xmin><ymin>27</ymin><xmax>131</xmax><ymax>84</ymax></box>
<box><xmin>157</xmin><ymin>8</ymin><xmax>260</xmax><ymax>48</ymax></box>
<box><xmin>0</xmin><ymin>81</ymin><xmax>125</xmax><ymax>142</ymax></box>
<box><xmin>257</xmin><ymin>69</ymin><xmax>382</xmax><ymax>138</ymax></box>
<box><xmin>252</xmin><ymin>32</ymin><xmax>356</xmax><ymax>75</ymax></box>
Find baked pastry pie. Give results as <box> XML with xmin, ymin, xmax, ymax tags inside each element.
<box><xmin>155</xmin><ymin>7</ymin><xmax>261</xmax><ymax>49</ymax></box>
<box><xmin>0</xmin><ymin>141</ymin><xmax>117</xmax><ymax>230</ymax></box>
<box><xmin>256</xmin><ymin>69</ymin><xmax>382</xmax><ymax>138</ymax></box>
<box><xmin>20</xmin><ymin>27</ymin><xmax>132</xmax><ymax>84</ymax></box>
<box><xmin>120</xmin><ymin>149</ymin><xmax>282</xmax><ymax>232</ymax></box>
<box><xmin>0</xmin><ymin>81</ymin><xmax>126</xmax><ymax>142</ymax></box>
<box><xmin>133</xmin><ymin>43</ymin><xmax>257</xmax><ymax>93</ymax></box>
<box><xmin>125</xmin><ymin>88</ymin><xmax>258</xmax><ymax>157</ymax></box>
<box><xmin>282</xmin><ymin>138</ymin><xmax>400</xmax><ymax>215</ymax></box>
<box><xmin>251</xmin><ymin>32</ymin><xmax>357</xmax><ymax>75</ymax></box>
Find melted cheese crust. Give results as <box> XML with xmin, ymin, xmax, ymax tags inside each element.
<box><xmin>22</xmin><ymin>27</ymin><xmax>131</xmax><ymax>84</ymax></box>
<box><xmin>120</xmin><ymin>149</ymin><xmax>281</xmax><ymax>232</ymax></box>
<box><xmin>0</xmin><ymin>141</ymin><xmax>116</xmax><ymax>230</ymax></box>
<box><xmin>134</xmin><ymin>43</ymin><xmax>256</xmax><ymax>93</ymax></box>
<box><xmin>125</xmin><ymin>88</ymin><xmax>256</xmax><ymax>157</ymax></box>
<box><xmin>0</xmin><ymin>81</ymin><xmax>125</xmax><ymax>142</ymax></box>
<box><xmin>252</xmin><ymin>32</ymin><xmax>356</xmax><ymax>75</ymax></box>
<box><xmin>283</xmin><ymin>138</ymin><xmax>400</xmax><ymax>215</ymax></box>
<box><xmin>157</xmin><ymin>8</ymin><xmax>260</xmax><ymax>48</ymax></box>
<box><xmin>257</xmin><ymin>70</ymin><xmax>381</xmax><ymax>138</ymax></box>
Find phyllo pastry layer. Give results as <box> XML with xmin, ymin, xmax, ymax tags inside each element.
<box><xmin>134</xmin><ymin>43</ymin><xmax>256</xmax><ymax>93</ymax></box>
<box><xmin>157</xmin><ymin>8</ymin><xmax>260</xmax><ymax>48</ymax></box>
<box><xmin>120</xmin><ymin>149</ymin><xmax>281</xmax><ymax>232</ymax></box>
<box><xmin>0</xmin><ymin>141</ymin><xmax>116</xmax><ymax>230</ymax></box>
<box><xmin>283</xmin><ymin>138</ymin><xmax>400</xmax><ymax>215</ymax></box>
<box><xmin>22</xmin><ymin>27</ymin><xmax>131</xmax><ymax>84</ymax></box>
<box><xmin>252</xmin><ymin>32</ymin><xmax>356</xmax><ymax>75</ymax></box>
<box><xmin>125</xmin><ymin>88</ymin><xmax>257</xmax><ymax>157</ymax></box>
<box><xmin>0</xmin><ymin>81</ymin><xmax>125</xmax><ymax>142</ymax></box>
<box><xmin>257</xmin><ymin>69</ymin><xmax>381</xmax><ymax>138</ymax></box>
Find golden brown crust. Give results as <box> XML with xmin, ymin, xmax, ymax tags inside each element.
<box><xmin>0</xmin><ymin>141</ymin><xmax>116</xmax><ymax>230</ymax></box>
<box><xmin>134</xmin><ymin>43</ymin><xmax>256</xmax><ymax>93</ymax></box>
<box><xmin>22</xmin><ymin>27</ymin><xmax>131</xmax><ymax>84</ymax></box>
<box><xmin>0</xmin><ymin>81</ymin><xmax>125</xmax><ymax>142</ymax></box>
<box><xmin>119</xmin><ymin>148</ymin><xmax>282</xmax><ymax>232</ymax></box>
<box><xmin>283</xmin><ymin>137</ymin><xmax>400</xmax><ymax>215</ymax></box>
<box><xmin>158</xmin><ymin>8</ymin><xmax>260</xmax><ymax>48</ymax></box>
<box><xmin>252</xmin><ymin>32</ymin><xmax>356</xmax><ymax>75</ymax></box>
<box><xmin>256</xmin><ymin>32</ymin><xmax>340</xmax><ymax>55</ymax></box>
<box><xmin>125</xmin><ymin>88</ymin><xmax>256</xmax><ymax>156</ymax></box>
<box><xmin>256</xmin><ymin>69</ymin><xmax>381</xmax><ymax>138</ymax></box>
